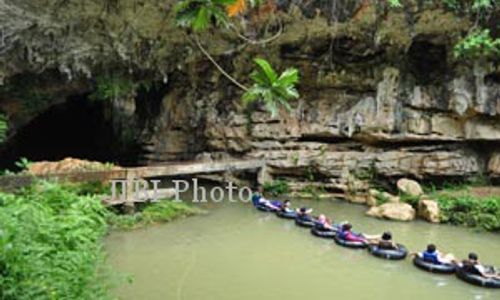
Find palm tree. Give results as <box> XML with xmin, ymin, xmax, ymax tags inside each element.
<box><xmin>242</xmin><ymin>58</ymin><xmax>299</xmax><ymax>117</ymax></box>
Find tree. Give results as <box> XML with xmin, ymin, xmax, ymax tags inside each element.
<box><xmin>174</xmin><ymin>0</ymin><xmax>300</xmax><ymax>116</ymax></box>
<box><xmin>243</xmin><ymin>58</ymin><xmax>299</xmax><ymax>117</ymax></box>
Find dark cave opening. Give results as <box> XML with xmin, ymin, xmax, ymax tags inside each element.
<box><xmin>408</xmin><ymin>40</ymin><xmax>448</xmax><ymax>85</ymax></box>
<box><xmin>0</xmin><ymin>95</ymin><xmax>141</xmax><ymax>170</ymax></box>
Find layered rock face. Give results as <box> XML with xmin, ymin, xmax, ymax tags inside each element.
<box><xmin>1</xmin><ymin>1</ymin><xmax>499</xmax><ymax>187</ymax></box>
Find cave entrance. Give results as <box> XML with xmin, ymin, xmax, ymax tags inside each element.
<box><xmin>0</xmin><ymin>95</ymin><xmax>141</xmax><ymax>170</ymax></box>
<box><xmin>408</xmin><ymin>40</ymin><xmax>447</xmax><ymax>85</ymax></box>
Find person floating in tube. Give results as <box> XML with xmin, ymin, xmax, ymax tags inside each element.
<box><xmin>337</xmin><ymin>223</ymin><xmax>380</xmax><ymax>243</ymax></box>
<box><xmin>296</xmin><ymin>207</ymin><xmax>314</xmax><ymax>221</ymax></box>
<box><xmin>251</xmin><ymin>186</ymin><xmax>281</xmax><ymax>211</ymax></box>
<box><xmin>280</xmin><ymin>200</ymin><xmax>295</xmax><ymax>213</ymax></box>
<box><xmin>315</xmin><ymin>214</ymin><xmax>344</xmax><ymax>232</ymax></box>
<box><xmin>460</xmin><ymin>253</ymin><xmax>500</xmax><ymax>279</ymax></box>
<box><xmin>410</xmin><ymin>244</ymin><xmax>456</xmax><ymax>265</ymax></box>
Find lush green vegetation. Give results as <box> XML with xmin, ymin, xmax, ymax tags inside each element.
<box><xmin>263</xmin><ymin>179</ymin><xmax>290</xmax><ymax>196</ymax></box>
<box><xmin>454</xmin><ymin>29</ymin><xmax>500</xmax><ymax>59</ymax></box>
<box><xmin>0</xmin><ymin>182</ymin><xmax>111</xmax><ymax>300</ymax></box>
<box><xmin>108</xmin><ymin>200</ymin><xmax>202</xmax><ymax>230</ymax></box>
<box><xmin>175</xmin><ymin>0</ymin><xmax>236</xmax><ymax>32</ymax></box>
<box><xmin>174</xmin><ymin>0</ymin><xmax>300</xmax><ymax>116</ymax></box>
<box><xmin>388</xmin><ymin>0</ymin><xmax>499</xmax><ymax>60</ymax></box>
<box><xmin>429</xmin><ymin>188</ymin><xmax>500</xmax><ymax>231</ymax></box>
<box><xmin>243</xmin><ymin>58</ymin><xmax>300</xmax><ymax>117</ymax></box>
<box><xmin>0</xmin><ymin>181</ymin><xmax>202</xmax><ymax>299</ymax></box>
<box><xmin>0</xmin><ymin>113</ymin><xmax>7</xmax><ymax>143</ymax></box>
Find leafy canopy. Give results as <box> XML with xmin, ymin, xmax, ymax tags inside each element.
<box><xmin>243</xmin><ymin>58</ymin><xmax>300</xmax><ymax>117</ymax></box>
<box><xmin>175</xmin><ymin>0</ymin><xmax>237</xmax><ymax>32</ymax></box>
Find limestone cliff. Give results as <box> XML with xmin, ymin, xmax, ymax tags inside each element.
<box><xmin>0</xmin><ymin>0</ymin><xmax>499</xmax><ymax>187</ymax></box>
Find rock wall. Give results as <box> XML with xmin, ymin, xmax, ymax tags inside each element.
<box><xmin>1</xmin><ymin>0</ymin><xmax>499</xmax><ymax>185</ymax></box>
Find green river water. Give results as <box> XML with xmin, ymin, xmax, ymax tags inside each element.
<box><xmin>106</xmin><ymin>194</ymin><xmax>500</xmax><ymax>300</ymax></box>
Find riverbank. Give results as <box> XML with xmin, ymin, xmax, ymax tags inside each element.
<box><xmin>0</xmin><ymin>180</ymin><xmax>202</xmax><ymax>299</ymax></box>
<box><xmin>268</xmin><ymin>177</ymin><xmax>500</xmax><ymax>232</ymax></box>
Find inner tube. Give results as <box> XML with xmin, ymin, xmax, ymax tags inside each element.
<box><xmin>311</xmin><ymin>227</ymin><xmax>336</xmax><ymax>238</ymax></box>
<box><xmin>413</xmin><ymin>256</ymin><xmax>456</xmax><ymax>274</ymax></box>
<box><xmin>276</xmin><ymin>210</ymin><xmax>297</xmax><ymax>219</ymax></box>
<box><xmin>256</xmin><ymin>204</ymin><xmax>276</xmax><ymax>212</ymax></box>
<box><xmin>333</xmin><ymin>235</ymin><xmax>368</xmax><ymax>249</ymax></box>
<box><xmin>456</xmin><ymin>266</ymin><xmax>500</xmax><ymax>288</ymax></box>
<box><xmin>368</xmin><ymin>244</ymin><xmax>408</xmax><ymax>260</ymax></box>
<box><xmin>295</xmin><ymin>217</ymin><xmax>316</xmax><ymax>228</ymax></box>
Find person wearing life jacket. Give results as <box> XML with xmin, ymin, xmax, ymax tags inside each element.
<box><xmin>461</xmin><ymin>253</ymin><xmax>500</xmax><ymax>279</ymax></box>
<box><xmin>368</xmin><ymin>231</ymin><xmax>397</xmax><ymax>250</ymax></box>
<box><xmin>315</xmin><ymin>214</ymin><xmax>338</xmax><ymax>232</ymax></box>
<box><xmin>251</xmin><ymin>186</ymin><xmax>264</xmax><ymax>207</ymax></box>
<box><xmin>251</xmin><ymin>186</ymin><xmax>281</xmax><ymax>210</ymax></box>
<box><xmin>413</xmin><ymin>244</ymin><xmax>455</xmax><ymax>265</ymax></box>
<box><xmin>296</xmin><ymin>207</ymin><xmax>313</xmax><ymax>221</ymax></box>
<box><xmin>337</xmin><ymin>223</ymin><xmax>367</xmax><ymax>243</ymax></box>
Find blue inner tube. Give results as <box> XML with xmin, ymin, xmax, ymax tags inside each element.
<box><xmin>413</xmin><ymin>256</ymin><xmax>456</xmax><ymax>274</ymax></box>
<box><xmin>368</xmin><ymin>244</ymin><xmax>408</xmax><ymax>260</ymax></box>
<box><xmin>333</xmin><ymin>234</ymin><xmax>368</xmax><ymax>249</ymax></box>
<box><xmin>295</xmin><ymin>217</ymin><xmax>316</xmax><ymax>228</ymax></box>
<box><xmin>276</xmin><ymin>210</ymin><xmax>297</xmax><ymax>219</ymax></box>
<box><xmin>456</xmin><ymin>266</ymin><xmax>500</xmax><ymax>288</ymax></box>
<box><xmin>311</xmin><ymin>227</ymin><xmax>336</xmax><ymax>238</ymax></box>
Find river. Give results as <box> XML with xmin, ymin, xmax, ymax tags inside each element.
<box><xmin>106</xmin><ymin>194</ymin><xmax>500</xmax><ymax>300</ymax></box>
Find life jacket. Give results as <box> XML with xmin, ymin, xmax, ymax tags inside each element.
<box><xmin>422</xmin><ymin>251</ymin><xmax>440</xmax><ymax>264</ymax></box>
<box><xmin>344</xmin><ymin>231</ymin><xmax>365</xmax><ymax>242</ymax></box>
<box><xmin>251</xmin><ymin>194</ymin><xmax>261</xmax><ymax>207</ymax></box>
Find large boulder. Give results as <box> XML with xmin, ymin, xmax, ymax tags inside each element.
<box><xmin>366</xmin><ymin>202</ymin><xmax>416</xmax><ymax>221</ymax></box>
<box><xmin>418</xmin><ymin>199</ymin><xmax>441</xmax><ymax>223</ymax></box>
<box><xmin>397</xmin><ymin>178</ymin><xmax>423</xmax><ymax>197</ymax></box>
<box><xmin>367</xmin><ymin>189</ymin><xmax>400</xmax><ymax>207</ymax></box>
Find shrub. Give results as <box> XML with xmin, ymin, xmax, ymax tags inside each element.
<box><xmin>263</xmin><ymin>179</ymin><xmax>289</xmax><ymax>196</ymax></box>
<box><xmin>0</xmin><ymin>181</ymin><xmax>111</xmax><ymax>300</ymax></box>
<box><xmin>433</xmin><ymin>190</ymin><xmax>500</xmax><ymax>231</ymax></box>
